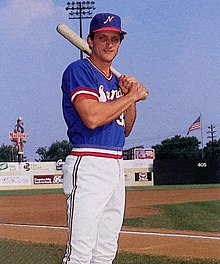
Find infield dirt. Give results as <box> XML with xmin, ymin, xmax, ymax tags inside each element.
<box><xmin>0</xmin><ymin>188</ymin><xmax>219</xmax><ymax>260</ymax></box>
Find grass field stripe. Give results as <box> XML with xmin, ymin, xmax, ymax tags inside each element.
<box><xmin>1</xmin><ymin>223</ymin><xmax>219</xmax><ymax>240</ymax></box>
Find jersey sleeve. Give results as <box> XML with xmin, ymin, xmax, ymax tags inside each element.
<box><xmin>62</xmin><ymin>61</ymin><xmax>99</xmax><ymax>105</ymax></box>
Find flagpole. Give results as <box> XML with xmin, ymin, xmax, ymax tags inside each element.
<box><xmin>200</xmin><ymin>113</ymin><xmax>204</xmax><ymax>158</ymax></box>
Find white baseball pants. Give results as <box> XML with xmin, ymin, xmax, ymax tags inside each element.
<box><xmin>62</xmin><ymin>154</ymin><xmax>125</xmax><ymax>264</ymax></box>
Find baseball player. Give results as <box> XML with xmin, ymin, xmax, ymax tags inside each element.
<box><xmin>61</xmin><ymin>13</ymin><xmax>149</xmax><ymax>264</ymax></box>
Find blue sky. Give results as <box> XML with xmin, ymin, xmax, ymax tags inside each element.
<box><xmin>0</xmin><ymin>0</ymin><xmax>219</xmax><ymax>161</ymax></box>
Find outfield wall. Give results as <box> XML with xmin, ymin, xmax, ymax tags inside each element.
<box><xmin>0</xmin><ymin>161</ymin><xmax>63</xmax><ymax>190</ymax></box>
<box><xmin>154</xmin><ymin>157</ymin><xmax>220</xmax><ymax>185</ymax></box>
<box><xmin>0</xmin><ymin>159</ymin><xmax>154</xmax><ymax>190</ymax></box>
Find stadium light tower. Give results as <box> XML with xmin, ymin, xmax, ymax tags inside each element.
<box><xmin>65</xmin><ymin>1</ymin><xmax>95</xmax><ymax>59</ymax></box>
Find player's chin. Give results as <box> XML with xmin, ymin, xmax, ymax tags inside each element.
<box><xmin>103</xmin><ymin>52</ymin><xmax>117</xmax><ymax>62</ymax></box>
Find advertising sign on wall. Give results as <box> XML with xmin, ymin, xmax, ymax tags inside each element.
<box><xmin>0</xmin><ymin>175</ymin><xmax>31</xmax><ymax>186</ymax></box>
<box><xmin>33</xmin><ymin>175</ymin><xmax>63</xmax><ymax>185</ymax></box>
<box><xmin>134</xmin><ymin>148</ymin><xmax>155</xmax><ymax>160</ymax></box>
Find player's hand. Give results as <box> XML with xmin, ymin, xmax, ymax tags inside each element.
<box><xmin>119</xmin><ymin>74</ymin><xmax>149</xmax><ymax>101</ymax></box>
<box><xmin>119</xmin><ymin>75</ymin><xmax>136</xmax><ymax>95</ymax></box>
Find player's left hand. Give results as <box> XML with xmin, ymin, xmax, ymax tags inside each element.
<box><xmin>119</xmin><ymin>75</ymin><xmax>136</xmax><ymax>95</ymax></box>
<box><xmin>119</xmin><ymin>74</ymin><xmax>149</xmax><ymax>101</ymax></box>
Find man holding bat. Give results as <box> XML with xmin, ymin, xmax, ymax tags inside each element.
<box><xmin>61</xmin><ymin>13</ymin><xmax>149</xmax><ymax>264</ymax></box>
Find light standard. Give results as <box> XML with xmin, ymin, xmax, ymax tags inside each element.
<box><xmin>66</xmin><ymin>1</ymin><xmax>95</xmax><ymax>59</ymax></box>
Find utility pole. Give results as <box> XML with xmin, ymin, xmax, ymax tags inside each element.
<box><xmin>207</xmin><ymin>124</ymin><xmax>217</xmax><ymax>158</ymax></box>
<box><xmin>65</xmin><ymin>1</ymin><xmax>95</xmax><ymax>59</ymax></box>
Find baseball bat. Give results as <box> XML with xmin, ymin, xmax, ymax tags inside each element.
<box><xmin>56</xmin><ymin>23</ymin><xmax>148</xmax><ymax>100</ymax></box>
<box><xmin>56</xmin><ymin>23</ymin><xmax>121</xmax><ymax>77</ymax></box>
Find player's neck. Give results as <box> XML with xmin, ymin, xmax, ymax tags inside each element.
<box><xmin>89</xmin><ymin>56</ymin><xmax>111</xmax><ymax>77</ymax></box>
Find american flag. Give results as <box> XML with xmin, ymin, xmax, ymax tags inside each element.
<box><xmin>187</xmin><ymin>116</ymin><xmax>201</xmax><ymax>135</ymax></box>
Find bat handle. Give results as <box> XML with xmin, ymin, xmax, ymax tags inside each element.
<box><xmin>110</xmin><ymin>67</ymin><xmax>121</xmax><ymax>78</ymax></box>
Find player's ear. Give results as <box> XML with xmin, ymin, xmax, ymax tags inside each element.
<box><xmin>87</xmin><ymin>36</ymin><xmax>93</xmax><ymax>51</ymax></box>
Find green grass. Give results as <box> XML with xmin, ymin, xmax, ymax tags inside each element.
<box><xmin>126</xmin><ymin>184</ymin><xmax>220</xmax><ymax>191</ymax></box>
<box><xmin>0</xmin><ymin>239</ymin><xmax>219</xmax><ymax>264</ymax></box>
<box><xmin>0</xmin><ymin>239</ymin><xmax>64</xmax><ymax>264</ymax></box>
<box><xmin>114</xmin><ymin>252</ymin><xmax>220</xmax><ymax>264</ymax></box>
<box><xmin>0</xmin><ymin>184</ymin><xmax>219</xmax><ymax>196</ymax></box>
<box><xmin>124</xmin><ymin>200</ymin><xmax>220</xmax><ymax>232</ymax></box>
<box><xmin>0</xmin><ymin>188</ymin><xmax>63</xmax><ymax>196</ymax></box>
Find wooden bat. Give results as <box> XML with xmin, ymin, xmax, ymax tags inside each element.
<box><xmin>56</xmin><ymin>23</ymin><xmax>121</xmax><ymax>77</ymax></box>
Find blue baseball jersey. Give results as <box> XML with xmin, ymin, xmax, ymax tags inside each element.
<box><xmin>62</xmin><ymin>58</ymin><xmax>125</xmax><ymax>156</ymax></box>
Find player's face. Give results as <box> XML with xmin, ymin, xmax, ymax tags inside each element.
<box><xmin>89</xmin><ymin>31</ymin><xmax>121</xmax><ymax>64</ymax></box>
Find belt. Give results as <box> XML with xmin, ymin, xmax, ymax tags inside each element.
<box><xmin>69</xmin><ymin>148</ymin><xmax>123</xmax><ymax>159</ymax></box>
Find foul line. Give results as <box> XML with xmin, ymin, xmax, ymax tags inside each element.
<box><xmin>0</xmin><ymin>223</ymin><xmax>220</xmax><ymax>241</ymax></box>
<box><xmin>120</xmin><ymin>230</ymin><xmax>220</xmax><ymax>240</ymax></box>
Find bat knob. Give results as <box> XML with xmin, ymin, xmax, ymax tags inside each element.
<box><xmin>142</xmin><ymin>91</ymin><xmax>149</xmax><ymax>100</ymax></box>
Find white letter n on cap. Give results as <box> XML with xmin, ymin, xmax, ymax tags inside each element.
<box><xmin>103</xmin><ymin>16</ymin><xmax>114</xmax><ymax>24</ymax></box>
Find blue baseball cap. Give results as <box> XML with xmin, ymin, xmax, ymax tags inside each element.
<box><xmin>89</xmin><ymin>13</ymin><xmax>127</xmax><ymax>35</ymax></box>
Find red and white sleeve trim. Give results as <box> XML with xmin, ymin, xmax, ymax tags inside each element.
<box><xmin>70</xmin><ymin>88</ymin><xmax>99</xmax><ymax>104</ymax></box>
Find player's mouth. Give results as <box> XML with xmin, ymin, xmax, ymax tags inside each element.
<box><xmin>104</xmin><ymin>49</ymin><xmax>115</xmax><ymax>54</ymax></box>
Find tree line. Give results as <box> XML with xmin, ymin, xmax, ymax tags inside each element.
<box><xmin>0</xmin><ymin>135</ymin><xmax>219</xmax><ymax>162</ymax></box>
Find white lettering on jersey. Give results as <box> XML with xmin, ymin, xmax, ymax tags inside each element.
<box><xmin>98</xmin><ymin>85</ymin><xmax>125</xmax><ymax>127</ymax></box>
<box><xmin>116</xmin><ymin>112</ymin><xmax>125</xmax><ymax>127</ymax></box>
<box><xmin>99</xmin><ymin>85</ymin><xmax>123</xmax><ymax>102</ymax></box>
<box><xmin>98</xmin><ymin>85</ymin><xmax>107</xmax><ymax>102</ymax></box>
<box><xmin>105</xmin><ymin>89</ymin><xmax>123</xmax><ymax>101</ymax></box>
